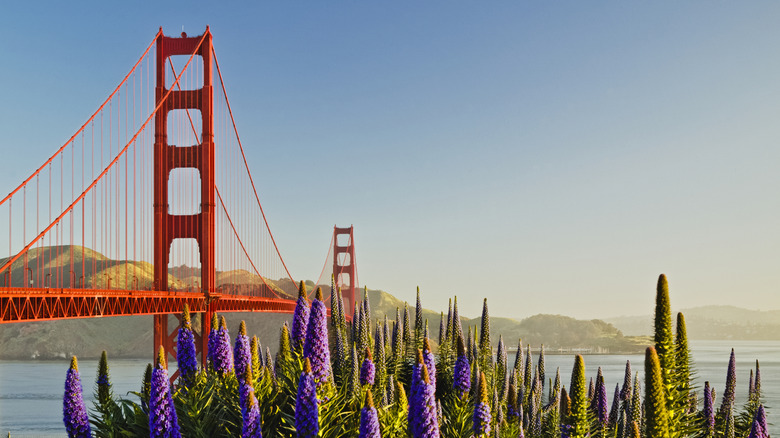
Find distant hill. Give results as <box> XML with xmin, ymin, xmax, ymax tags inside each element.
<box><xmin>0</xmin><ymin>245</ymin><xmax>646</xmax><ymax>359</ymax></box>
<box><xmin>357</xmin><ymin>288</ymin><xmax>648</xmax><ymax>354</ymax></box>
<box><xmin>605</xmin><ymin>305</ymin><xmax>780</xmax><ymax>340</ymax></box>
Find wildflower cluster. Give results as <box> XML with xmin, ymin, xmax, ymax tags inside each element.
<box><xmin>65</xmin><ymin>276</ymin><xmax>770</xmax><ymax>437</ymax></box>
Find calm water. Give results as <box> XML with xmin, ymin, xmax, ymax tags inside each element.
<box><xmin>0</xmin><ymin>340</ymin><xmax>776</xmax><ymax>436</ymax></box>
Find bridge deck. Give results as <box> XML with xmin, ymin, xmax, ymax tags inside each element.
<box><xmin>0</xmin><ymin>288</ymin><xmax>297</xmax><ymax>323</ymax></box>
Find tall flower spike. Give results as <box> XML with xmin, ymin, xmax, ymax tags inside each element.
<box><xmin>608</xmin><ymin>383</ymin><xmax>620</xmax><ymax>428</ymax></box>
<box><xmin>703</xmin><ymin>381</ymin><xmax>715</xmax><ymax>434</ymax></box>
<box><xmin>422</xmin><ymin>337</ymin><xmax>436</xmax><ymax>390</ymax></box>
<box><xmin>347</xmin><ymin>344</ymin><xmax>360</xmax><ymax>398</ymax></box>
<box><xmin>594</xmin><ymin>367</ymin><xmax>607</xmax><ymax>427</ymax></box>
<box><xmin>537</xmin><ymin>344</ymin><xmax>546</xmax><ymax>392</ymax></box>
<box><xmin>212</xmin><ymin>316</ymin><xmax>233</xmax><ymax>375</ymax></box>
<box><xmin>654</xmin><ymin>274</ymin><xmax>675</xmax><ymax>401</ymax></box>
<box><xmin>304</xmin><ymin>287</ymin><xmax>331</xmax><ymax>384</ymax></box>
<box><xmin>277</xmin><ymin>321</ymin><xmax>292</xmax><ymax>369</ymax></box>
<box><xmin>620</xmin><ymin>360</ymin><xmax>632</xmax><ymax>402</ymax></box>
<box><xmin>478</xmin><ymin>298</ymin><xmax>491</xmax><ymax>371</ymax></box>
<box><xmin>373</xmin><ymin>322</ymin><xmax>386</xmax><ymax>390</ymax></box>
<box><xmin>149</xmin><ymin>347</ymin><xmax>181</xmax><ymax>438</ymax></box>
<box><xmin>177</xmin><ymin>305</ymin><xmax>198</xmax><ymax>388</ymax></box>
<box><xmin>402</xmin><ymin>303</ymin><xmax>412</xmax><ymax>358</ymax></box>
<box><xmin>295</xmin><ymin>358</ymin><xmax>319</xmax><ymax>438</ymax></box>
<box><xmin>748</xmin><ymin>404</ymin><xmax>768</xmax><ymax>438</ymax></box>
<box><xmin>360</xmin><ymin>347</ymin><xmax>376</xmax><ymax>386</ymax></box>
<box><xmin>363</xmin><ymin>286</ymin><xmax>371</xmax><ymax>323</ymax></box>
<box><xmin>291</xmin><ymin>280</ymin><xmax>310</xmax><ymax>352</ymax></box>
<box><xmin>507</xmin><ymin>383</ymin><xmax>520</xmax><ymax>422</ymax></box>
<box><xmin>207</xmin><ymin>312</ymin><xmax>219</xmax><ymax>368</ymax></box>
<box><xmin>644</xmin><ymin>346</ymin><xmax>669</xmax><ymax>437</ymax></box>
<box><xmin>496</xmin><ymin>335</ymin><xmax>507</xmax><ymax>398</ymax></box>
<box><xmin>569</xmin><ymin>355</ymin><xmax>589</xmax><ymax>438</ymax></box>
<box><xmin>239</xmin><ymin>369</ymin><xmax>254</xmax><ymax>418</ymax></box>
<box><xmin>415</xmin><ymin>287</ymin><xmax>423</xmax><ymax>346</ymax></box>
<box><xmin>63</xmin><ymin>356</ymin><xmax>92</xmax><ymax>438</ymax></box>
<box><xmin>452</xmin><ymin>296</ymin><xmax>463</xmax><ymax>346</ymax></box>
<box><xmin>234</xmin><ymin>321</ymin><xmax>251</xmax><ymax>379</ymax></box>
<box><xmin>473</xmin><ymin>372</ymin><xmax>492</xmax><ymax>437</ymax></box>
<box><xmin>96</xmin><ymin>350</ymin><xmax>113</xmax><ymax>406</ymax></box>
<box><xmin>358</xmin><ymin>389</ymin><xmax>381</xmax><ymax>438</ymax></box>
<box><xmin>438</xmin><ymin>312</ymin><xmax>445</xmax><ymax>346</ymax></box>
<box><xmin>251</xmin><ymin>336</ymin><xmax>261</xmax><ymax>383</ymax></box>
<box><xmin>242</xmin><ymin>385</ymin><xmax>263</xmax><ymax>438</ymax></box>
<box><xmin>720</xmin><ymin>348</ymin><xmax>736</xmax><ymax>415</ymax></box>
<box><xmin>142</xmin><ymin>363</ymin><xmax>153</xmax><ymax>410</ymax></box>
<box><xmin>410</xmin><ymin>350</ymin><xmax>439</xmax><ymax>438</ymax></box>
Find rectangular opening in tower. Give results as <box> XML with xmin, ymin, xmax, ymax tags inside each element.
<box><xmin>336</xmin><ymin>253</ymin><xmax>351</xmax><ymax>266</ymax></box>
<box><xmin>337</xmin><ymin>273</ymin><xmax>352</xmax><ymax>289</ymax></box>
<box><xmin>336</xmin><ymin>233</ymin><xmax>351</xmax><ymax>247</ymax></box>
<box><xmin>168</xmin><ymin>169</ymin><xmax>202</xmax><ymax>215</ymax></box>
<box><xmin>167</xmin><ymin>109</ymin><xmax>203</xmax><ymax>148</ymax></box>
<box><xmin>168</xmin><ymin>238</ymin><xmax>202</xmax><ymax>292</ymax></box>
<box><xmin>165</xmin><ymin>55</ymin><xmax>204</xmax><ymax>91</ymax></box>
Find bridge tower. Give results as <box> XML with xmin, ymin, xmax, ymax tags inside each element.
<box><xmin>153</xmin><ymin>28</ymin><xmax>215</xmax><ymax>366</ymax></box>
<box><xmin>333</xmin><ymin>226</ymin><xmax>357</xmax><ymax>318</ymax></box>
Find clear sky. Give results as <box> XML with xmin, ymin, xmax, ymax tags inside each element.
<box><xmin>2</xmin><ymin>2</ymin><xmax>780</xmax><ymax>320</ymax></box>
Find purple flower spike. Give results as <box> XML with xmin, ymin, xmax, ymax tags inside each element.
<box><xmin>296</xmin><ymin>358</ymin><xmax>319</xmax><ymax>438</ymax></box>
<box><xmin>213</xmin><ymin>316</ymin><xmax>234</xmax><ymax>375</ymax></box>
<box><xmin>720</xmin><ymin>348</ymin><xmax>736</xmax><ymax>415</ymax></box>
<box><xmin>360</xmin><ymin>347</ymin><xmax>376</xmax><ymax>386</ymax></box>
<box><xmin>620</xmin><ymin>360</ymin><xmax>632</xmax><ymax>402</ymax></box>
<box><xmin>422</xmin><ymin>338</ymin><xmax>436</xmax><ymax>390</ymax></box>
<box><xmin>748</xmin><ymin>404</ymin><xmax>768</xmax><ymax>438</ymax></box>
<box><xmin>703</xmin><ymin>381</ymin><xmax>715</xmax><ymax>433</ymax></box>
<box><xmin>239</xmin><ymin>371</ymin><xmax>253</xmax><ymax>418</ymax></box>
<box><xmin>454</xmin><ymin>335</ymin><xmax>471</xmax><ymax>397</ymax></box>
<box><xmin>595</xmin><ymin>370</ymin><xmax>608</xmax><ymax>426</ymax></box>
<box><xmin>177</xmin><ymin>305</ymin><xmax>198</xmax><ymax>388</ymax></box>
<box><xmin>473</xmin><ymin>372</ymin><xmax>492</xmax><ymax>437</ymax></box>
<box><xmin>242</xmin><ymin>381</ymin><xmax>263</xmax><ymax>438</ymax></box>
<box><xmin>207</xmin><ymin>312</ymin><xmax>219</xmax><ymax>368</ymax></box>
<box><xmin>234</xmin><ymin>321</ymin><xmax>251</xmax><ymax>379</ymax></box>
<box><xmin>291</xmin><ymin>281</ymin><xmax>310</xmax><ymax>352</ymax></box>
<box><xmin>303</xmin><ymin>288</ymin><xmax>331</xmax><ymax>384</ymax></box>
<box><xmin>410</xmin><ymin>349</ymin><xmax>439</xmax><ymax>438</ymax></box>
<box><xmin>63</xmin><ymin>356</ymin><xmax>92</xmax><ymax>438</ymax></box>
<box><xmin>359</xmin><ymin>389</ymin><xmax>381</xmax><ymax>438</ymax></box>
<box><xmin>149</xmin><ymin>348</ymin><xmax>181</xmax><ymax>438</ymax></box>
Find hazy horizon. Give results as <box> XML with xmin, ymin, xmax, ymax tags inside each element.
<box><xmin>2</xmin><ymin>2</ymin><xmax>779</xmax><ymax>320</ymax></box>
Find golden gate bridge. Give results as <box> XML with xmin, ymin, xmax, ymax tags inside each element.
<box><xmin>0</xmin><ymin>28</ymin><xmax>358</xmax><ymax>367</ymax></box>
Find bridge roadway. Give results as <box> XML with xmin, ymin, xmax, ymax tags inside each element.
<box><xmin>0</xmin><ymin>288</ymin><xmax>297</xmax><ymax>323</ymax></box>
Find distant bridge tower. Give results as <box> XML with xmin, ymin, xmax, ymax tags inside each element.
<box><xmin>333</xmin><ymin>226</ymin><xmax>357</xmax><ymax>318</ymax></box>
<box><xmin>153</xmin><ymin>28</ymin><xmax>215</xmax><ymax>366</ymax></box>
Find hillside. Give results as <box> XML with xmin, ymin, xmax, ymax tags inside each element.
<box><xmin>0</xmin><ymin>245</ymin><xmax>645</xmax><ymax>359</ymax></box>
<box><xmin>605</xmin><ymin>305</ymin><xmax>780</xmax><ymax>340</ymax></box>
<box><xmin>357</xmin><ymin>288</ymin><xmax>647</xmax><ymax>354</ymax></box>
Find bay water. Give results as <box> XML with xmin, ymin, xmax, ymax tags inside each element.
<box><xmin>0</xmin><ymin>340</ymin><xmax>776</xmax><ymax>436</ymax></box>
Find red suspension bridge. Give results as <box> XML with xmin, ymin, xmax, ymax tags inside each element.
<box><xmin>0</xmin><ymin>28</ymin><xmax>359</xmax><ymax>365</ymax></box>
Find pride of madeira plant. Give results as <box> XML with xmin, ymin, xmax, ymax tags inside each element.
<box><xmin>65</xmin><ymin>277</ymin><xmax>771</xmax><ymax>437</ymax></box>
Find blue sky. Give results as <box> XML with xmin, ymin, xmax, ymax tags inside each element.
<box><xmin>2</xmin><ymin>2</ymin><xmax>780</xmax><ymax>319</ymax></box>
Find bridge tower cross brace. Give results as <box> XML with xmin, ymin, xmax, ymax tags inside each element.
<box><xmin>153</xmin><ymin>28</ymin><xmax>216</xmax><ymax>367</ymax></box>
<box><xmin>333</xmin><ymin>226</ymin><xmax>357</xmax><ymax>318</ymax></box>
